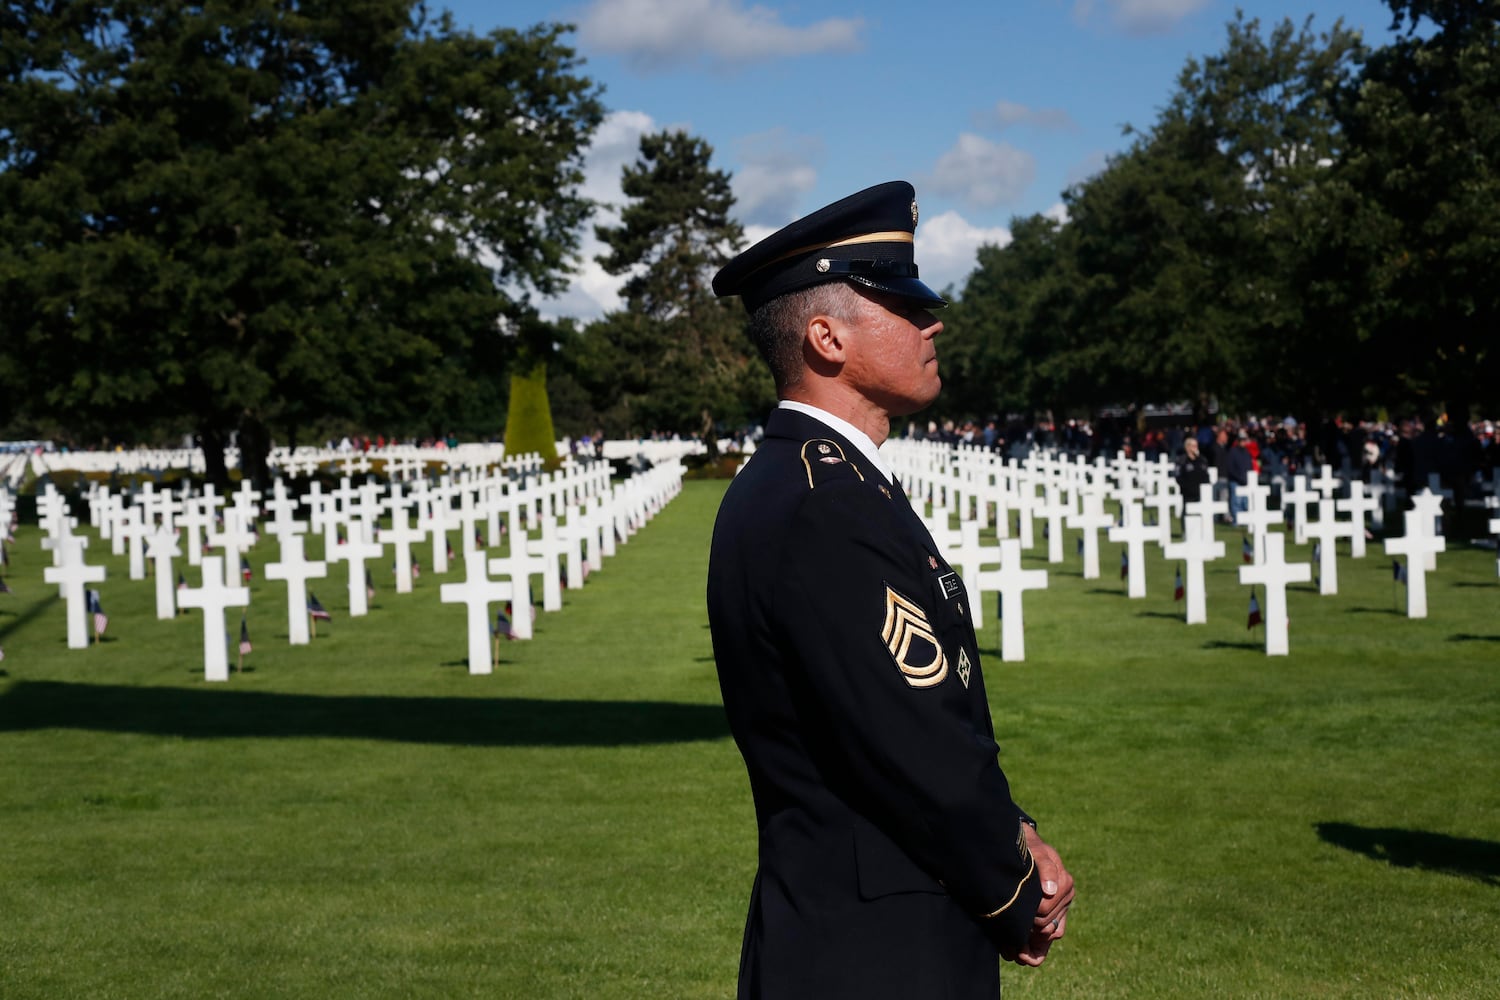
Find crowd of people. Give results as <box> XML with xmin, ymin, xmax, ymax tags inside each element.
<box><xmin>907</xmin><ymin>413</ymin><xmax>1500</xmax><ymax>531</ymax></box>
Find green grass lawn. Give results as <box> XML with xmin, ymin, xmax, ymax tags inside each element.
<box><xmin>2</xmin><ymin>480</ymin><xmax>1497</xmax><ymax>998</ymax></box>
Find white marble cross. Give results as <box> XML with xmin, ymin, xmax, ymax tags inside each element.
<box><xmin>1143</xmin><ymin>483</ymin><xmax>1181</xmax><ymax>548</ymax></box>
<box><xmin>1108</xmin><ymin>502</ymin><xmax>1157</xmax><ymax>598</ymax></box>
<box><xmin>1384</xmin><ymin>505</ymin><xmax>1446</xmax><ymax>618</ymax></box>
<box><xmin>526</xmin><ymin>514</ymin><xmax>569</xmax><ymax>612</ymax></box>
<box><xmin>328</xmin><ymin>476</ymin><xmax>360</xmax><ymax>530</ymax></box>
<box><xmin>1010</xmin><ymin>477</ymin><xmax>1039</xmax><ymax>550</ymax></box>
<box><xmin>1184</xmin><ymin>488</ymin><xmax>1230</xmax><ymax>531</ymax></box>
<box><xmin>42</xmin><ymin>536</ymin><xmax>107</xmax><ymax>649</ymax></box>
<box><xmin>555</xmin><ymin>506</ymin><xmax>589</xmax><ymax>590</ymax></box>
<box><xmin>1407</xmin><ymin>489</ymin><xmax>1446</xmax><ymax>571</ymax></box>
<box><xmin>1238</xmin><ymin>532</ymin><xmax>1311</xmax><ymax>656</ymax></box>
<box><xmin>922</xmin><ymin>505</ymin><xmax>962</xmax><ymax>552</ymax></box>
<box><xmin>1234</xmin><ymin>472</ymin><xmax>1283</xmax><ymax>565</ymax></box>
<box><xmin>440</xmin><ymin>552</ymin><xmax>518</xmax><ymax>675</ymax></box>
<box><xmin>1309</xmin><ymin>464</ymin><xmax>1342</xmax><ymax>501</ymax></box>
<box><xmin>1036</xmin><ymin>485</ymin><xmax>1073</xmax><ymax>564</ymax></box>
<box><xmin>211</xmin><ymin>509</ymin><xmax>257</xmax><ymax>587</ymax></box>
<box><xmin>231</xmin><ymin>480</ymin><xmax>263</xmax><ymax>523</ymax></box>
<box><xmin>942</xmin><ymin>521</ymin><xmax>999</xmax><ymax>629</ymax></box>
<box><xmin>423</xmin><ymin>491</ymin><xmax>456</xmax><ymax>575</ymax></box>
<box><xmin>176</xmin><ymin>556</ymin><xmax>251</xmax><ymax>682</ymax></box>
<box><xmin>301</xmin><ymin>483</ymin><xmax>338</xmax><ymax>555</ymax></box>
<box><xmin>1302</xmin><ymin>497</ymin><xmax>1357</xmax><ymax>596</ymax></box>
<box><xmin>1280</xmin><ymin>475</ymin><xmax>1318</xmax><ymax>545</ymax></box>
<box><xmin>975</xmin><ymin>538</ymin><xmax>1048</xmax><ymax>662</ymax></box>
<box><xmin>455</xmin><ymin>488</ymin><xmax>484</xmax><ymax>557</ymax></box>
<box><xmin>262</xmin><ymin>479</ymin><xmax>306</xmax><ymax>541</ymax></box>
<box><xmin>380</xmin><ymin>506</ymin><xmax>425</xmax><ymax>594</ymax></box>
<box><xmin>146</xmin><ymin>525</ymin><xmax>182</xmax><ymax>620</ymax></box>
<box><xmin>1162</xmin><ymin>513</ymin><xmax>1224</xmax><ymax>624</ymax></box>
<box><xmin>485</xmin><ymin>515</ymin><xmax>535</xmax><ymax>640</ymax></box>
<box><xmin>107</xmin><ymin>494</ymin><xmax>128</xmax><ymax>556</ymax></box>
<box><xmin>1068</xmin><ymin>491</ymin><xmax>1113</xmax><ymax>580</ymax></box>
<box><xmin>119</xmin><ymin>504</ymin><xmax>150</xmax><ymax>581</ymax></box>
<box><xmin>264</xmin><ymin>534</ymin><xmax>328</xmax><ymax>644</ymax></box>
<box><xmin>176</xmin><ymin>497</ymin><xmax>213</xmax><ymax>567</ymax></box>
<box><xmin>1335</xmin><ymin>480</ymin><xmax>1379</xmax><ymax>559</ymax></box>
<box><xmin>332</xmin><ymin>521</ymin><xmax>383</xmax><ymax>616</ymax></box>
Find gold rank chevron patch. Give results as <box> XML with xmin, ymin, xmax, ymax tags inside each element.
<box><xmin>881</xmin><ymin>585</ymin><xmax>948</xmax><ymax>688</ymax></box>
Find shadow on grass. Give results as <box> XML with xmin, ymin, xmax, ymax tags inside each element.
<box><xmin>1136</xmin><ymin>611</ymin><xmax>1183</xmax><ymax>621</ymax></box>
<box><xmin>1201</xmin><ymin>639</ymin><xmax>1262</xmax><ymax>651</ymax></box>
<box><xmin>1085</xmin><ymin>588</ymin><xmax>1128</xmax><ymax>597</ymax></box>
<box><xmin>1317</xmin><ymin>822</ymin><xmax>1500</xmax><ymax>887</ymax></box>
<box><xmin>1451</xmin><ymin>581</ymin><xmax>1497</xmax><ymax>589</ymax></box>
<box><xmin>0</xmin><ymin>680</ymin><xmax>730</xmax><ymax>747</ymax></box>
<box><xmin>0</xmin><ymin>593</ymin><xmax>58</xmax><ymax>642</ymax></box>
<box><xmin>1448</xmin><ymin>633</ymin><xmax>1500</xmax><ymax>643</ymax></box>
<box><xmin>1345</xmin><ymin>607</ymin><xmax>1404</xmax><ymax>616</ymax></box>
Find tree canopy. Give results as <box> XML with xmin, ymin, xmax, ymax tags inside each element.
<box><xmin>938</xmin><ymin>2</ymin><xmax>1498</xmax><ymax>426</ymax></box>
<box><xmin>0</xmin><ymin>0</ymin><xmax>602</xmax><ymax>479</ymax></box>
<box><xmin>574</xmin><ymin>130</ymin><xmax>771</xmax><ymax>443</ymax></box>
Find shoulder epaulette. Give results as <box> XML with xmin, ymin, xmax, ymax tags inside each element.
<box><xmin>799</xmin><ymin>438</ymin><xmax>866</xmax><ymax>489</ymax></box>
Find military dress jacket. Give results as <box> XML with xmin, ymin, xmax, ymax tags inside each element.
<box><xmin>707</xmin><ymin>408</ymin><xmax>1041</xmax><ymax>1000</ymax></box>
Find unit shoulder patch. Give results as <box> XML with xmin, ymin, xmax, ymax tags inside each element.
<box><xmin>881</xmin><ymin>584</ymin><xmax>948</xmax><ymax>688</ymax></box>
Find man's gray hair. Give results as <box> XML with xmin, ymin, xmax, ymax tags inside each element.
<box><xmin>746</xmin><ymin>281</ymin><xmax>863</xmax><ymax>392</ymax></box>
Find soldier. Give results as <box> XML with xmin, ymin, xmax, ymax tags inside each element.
<box><xmin>707</xmin><ymin>181</ymin><xmax>1073</xmax><ymax>999</ymax></box>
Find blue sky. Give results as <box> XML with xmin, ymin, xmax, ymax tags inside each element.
<box><xmin>441</xmin><ymin>0</ymin><xmax>1404</xmax><ymax>319</ymax></box>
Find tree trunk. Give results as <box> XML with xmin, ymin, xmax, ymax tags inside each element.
<box><xmin>199</xmin><ymin>423</ymin><xmax>229</xmax><ymax>490</ymax></box>
<box><xmin>239</xmin><ymin>412</ymin><xmax>273</xmax><ymax>491</ymax></box>
<box><xmin>700</xmin><ymin>408</ymin><xmax>719</xmax><ymax>459</ymax></box>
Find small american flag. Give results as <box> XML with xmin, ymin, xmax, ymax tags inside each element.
<box><xmin>87</xmin><ymin>589</ymin><xmax>108</xmax><ymax>638</ymax></box>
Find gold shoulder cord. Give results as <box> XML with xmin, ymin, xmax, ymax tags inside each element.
<box><xmin>799</xmin><ymin>439</ymin><xmax>865</xmax><ymax>489</ymax></box>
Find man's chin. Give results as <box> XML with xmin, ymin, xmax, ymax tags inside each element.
<box><xmin>889</xmin><ymin>383</ymin><xmax>942</xmax><ymax>418</ymax></box>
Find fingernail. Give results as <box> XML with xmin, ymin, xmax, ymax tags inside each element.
<box><xmin>1044</xmin><ymin>880</ymin><xmax>1057</xmax><ymax>894</ymax></box>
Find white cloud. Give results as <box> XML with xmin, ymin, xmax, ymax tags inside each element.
<box><xmin>976</xmin><ymin>100</ymin><xmax>1077</xmax><ymax>132</ymax></box>
<box><xmin>578</xmin><ymin>109</ymin><xmax>658</xmax><ymax>210</ymax></box>
<box><xmin>731</xmin><ymin>128</ymin><xmax>822</xmax><ymax>227</ymax></box>
<box><xmin>928</xmin><ymin>133</ymin><xmax>1036</xmax><ymax>209</ymax></box>
<box><xmin>532</xmin><ymin>109</ymin><xmax>662</xmax><ymax>322</ymax></box>
<box><xmin>917</xmin><ymin>210</ymin><xmax>1011</xmax><ymax>296</ymax></box>
<box><xmin>1043</xmin><ymin>201</ymin><xmax>1070</xmax><ymax>225</ymax></box>
<box><xmin>1073</xmin><ymin>0</ymin><xmax>1210</xmax><ymax>35</ymax></box>
<box><xmin>578</xmin><ymin>0</ymin><xmax>864</xmax><ymax>72</ymax></box>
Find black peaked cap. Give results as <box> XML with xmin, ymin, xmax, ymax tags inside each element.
<box><xmin>712</xmin><ymin>180</ymin><xmax>947</xmax><ymax>313</ymax></box>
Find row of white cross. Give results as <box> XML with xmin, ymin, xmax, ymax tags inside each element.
<box><xmin>882</xmin><ymin>439</ymin><xmax>1497</xmax><ymax>658</ymax></box>
<box><xmin>23</xmin><ymin>456</ymin><xmax>686</xmax><ymax>680</ymax></box>
<box><xmin>22</xmin><ymin>437</ymin><xmax>715</xmax><ymax>485</ymax></box>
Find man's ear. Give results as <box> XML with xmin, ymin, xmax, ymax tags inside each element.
<box><xmin>803</xmin><ymin>312</ymin><xmax>848</xmax><ymax>371</ymax></box>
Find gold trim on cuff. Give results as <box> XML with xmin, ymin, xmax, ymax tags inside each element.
<box><xmin>979</xmin><ymin>855</ymin><xmax>1038</xmax><ymax>919</ymax></box>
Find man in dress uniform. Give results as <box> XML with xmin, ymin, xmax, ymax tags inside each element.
<box><xmin>707</xmin><ymin>181</ymin><xmax>1074</xmax><ymax>999</ymax></box>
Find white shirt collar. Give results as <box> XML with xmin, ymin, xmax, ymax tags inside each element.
<box><xmin>777</xmin><ymin>400</ymin><xmax>894</xmax><ymax>483</ymax></box>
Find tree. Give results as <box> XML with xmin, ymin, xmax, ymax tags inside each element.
<box><xmin>942</xmin><ymin>13</ymin><xmax>1367</xmax><ymax>423</ymax></box>
<box><xmin>585</xmin><ymin>130</ymin><xmax>772</xmax><ymax>446</ymax></box>
<box><xmin>0</xmin><ymin>2</ymin><xmax>602</xmax><ymax>482</ymax></box>
<box><xmin>1325</xmin><ymin>0</ymin><xmax>1500</xmax><ymax>417</ymax></box>
<box><xmin>937</xmin><ymin>213</ymin><xmax>1080</xmax><ymax>421</ymax></box>
<box><xmin>502</xmin><ymin>314</ymin><xmax>564</xmax><ymax>470</ymax></box>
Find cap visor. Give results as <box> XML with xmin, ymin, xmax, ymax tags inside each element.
<box><xmin>849</xmin><ymin>275</ymin><xmax>948</xmax><ymax>309</ymax></box>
